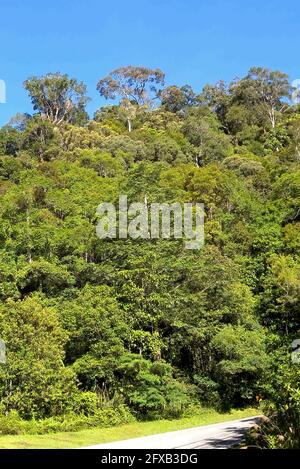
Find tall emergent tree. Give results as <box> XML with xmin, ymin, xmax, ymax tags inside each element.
<box><xmin>160</xmin><ymin>85</ymin><xmax>198</xmax><ymax>113</ymax></box>
<box><xmin>97</xmin><ymin>66</ymin><xmax>165</xmax><ymax>131</ymax></box>
<box><xmin>24</xmin><ymin>73</ymin><xmax>89</xmax><ymax>125</ymax></box>
<box><xmin>232</xmin><ymin>67</ymin><xmax>291</xmax><ymax>129</ymax></box>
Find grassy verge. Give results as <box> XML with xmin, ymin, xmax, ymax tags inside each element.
<box><xmin>0</xmin><ymin>408</ymin><xmax>258</xmax><ymax>449</ymax></box>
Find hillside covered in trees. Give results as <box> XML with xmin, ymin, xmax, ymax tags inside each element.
<box><xmin>0</xmin><ymin>66</ymin><xmax>299</xmax><ymax>447</ymax></box>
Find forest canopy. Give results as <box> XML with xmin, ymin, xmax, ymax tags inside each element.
<box><xmin>0</xmin><ymin>65</ymin><xmax>299</xmax><ymax>446</ymax></box>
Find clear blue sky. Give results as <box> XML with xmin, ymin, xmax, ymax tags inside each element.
<box><xmin>1</xmin><ymin>0</ymin><xmax>299</xmax><ymax>126</ymax></box>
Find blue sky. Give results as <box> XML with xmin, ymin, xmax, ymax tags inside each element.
<box><xmin>1</xmin><ymin>0</ymin><xmax>299</xmax><ymax>126</ymax></box>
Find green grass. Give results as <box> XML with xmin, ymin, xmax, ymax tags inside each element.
<box><xmin>0</xmin><ymin>408</ymin><xmax>258</xmax><ymax>449</ymax></box>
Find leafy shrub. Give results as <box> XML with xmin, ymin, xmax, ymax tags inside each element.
<box><xmin>72</xmin><ymin>392</ymin><xmax>99</xmax><ymax>416</ymax></box>
<box><xmin>259</xmin><ymin>354</ymin><xmax>300</xmax><ymax>448</ymax></box>
<box><xmin>0</xmin><ymin>405</ymin><xmax>135</xmax><ymax>435</ymax></box>
<box><xmin>193</xmin><ymin>375</ymin><xmax>221</xmax><ymax>407</ymax></box>
<box><xmin>116</xmin><ymin>354</ymin><xmax>194</xmax><ymax>420</ymax></box>
<box><xmin>0</xmin><ymin>411</ymin><xmax>26</xmax><ymax>435</ymax></box>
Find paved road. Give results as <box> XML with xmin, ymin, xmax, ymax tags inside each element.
<box><xmin>85</xmin><ymin>416</ymin><xmax>261</xmax><ymax>449</ymax></box>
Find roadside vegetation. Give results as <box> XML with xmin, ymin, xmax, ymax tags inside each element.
<box><xmin>0</xmin><ymin>408</ymin><xmax>258</xmax><ymax>448</ymax></box>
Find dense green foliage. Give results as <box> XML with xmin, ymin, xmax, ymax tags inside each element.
<box><xmin>0</xmin><ymin>67</ymin><xmax>299</xmax><ymax>439</ymax></box>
